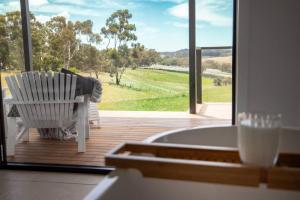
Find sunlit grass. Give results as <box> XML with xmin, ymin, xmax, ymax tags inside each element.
<box><xmin>98</xmin><ymin>69</ymin><xmax>231</xmax><ymax>111</ymax></box>
<box><xmin>1</xmin><ymin>69</ymin><xmax>231</xmax><ymax>111</ymax></box>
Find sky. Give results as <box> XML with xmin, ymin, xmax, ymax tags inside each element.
<box><xmin>0</xmin><ymin>0</ymin><xmax>233</xmax><ymax>52</ymax></box>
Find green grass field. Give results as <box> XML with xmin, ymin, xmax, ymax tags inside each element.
<box><xmin>1</xmin><ymin>69</ymin><xmax>231</xmax><ymax>111</ymax></box>
<box><xmin>98</xmin><ymin>68</ymin><xmax>231</xmax><ymax>111</ymax></box>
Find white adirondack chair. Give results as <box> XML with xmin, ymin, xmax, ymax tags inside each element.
<box><xmin>4</xmin><ymin>71</ymin><xmax>88</xmax><ymax>156</ymax></box>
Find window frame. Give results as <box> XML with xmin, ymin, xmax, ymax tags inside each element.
<box><xmin>0</xmin><ymin>0</ymin><xmax>237</xmax><ymax>172</ymax></box>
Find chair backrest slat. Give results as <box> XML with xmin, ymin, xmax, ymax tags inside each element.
<box><xmin>64</xmin><ymin>74</ymin><xmax>71</xmax><ymax>120</ymax></box>
<box><xmin>35</xmin><ymin>72</ymin><xmax>47</xmax><ymax>121</ymax></box>
<box><xmin>16</xmin><ymin>74</ymin><xmax>28</xmax><ymax>101</ymax></box>
<box><xmin>22</xmin><ymin>73</ymin><xmax>39</xmax><ymax>121</ymax></box>
<box><xmin>16</xmin><ymin>74</ymin><xmax>34</xmax><ymax>127</ymax></box>
<box><xmin>41</xmin><ymin>72</ymin><xmax>51</xmax><ymax>121</ymax></box>
<box><xmin>5</xmin><ymin>76</ymin><xmax>30</xmax><ymax>126</ymax></box>
<box><xmin>5</xmin><ymin>76</ymin><xmax>19</xmax><ymax>101</ymax></box>
<box><xmin>47</xmin><ymin>72</ymin><xmax>55</xmax><ymax>121</ymax></box>
<box><xmin>53</xmin><ymin>73</ymin><xmax>60</xmax><ymax>121</ymax></box>
<box><xmin>34</xmin><ymin>72</ymin><xmax>44</xmax><ymax>102</ymax></box>
<box><xmin>28</xmin><ymin>72</ymin><xmax>42</xmax><ymax>121</ymax></box>
<box><xmin>22</xmin><ymin>73</ymin><xmax>34</xmax><ymax>102</ymax></box>
<box><xmin>68</xmin><ymin>75</ymin><xmax>77</xmax><ymax>119</ymax></box>
<box><xmin>28</xmin><ymin>72</ymin><xmax>39</xmax><ymax>102</ymax></box>
<box><xmin>59</xmin><ymin>73</ymin><xmax>65</xmax><ymax>121</ymax></box>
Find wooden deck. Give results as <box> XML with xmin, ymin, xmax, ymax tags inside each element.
<box><xmin>7</xmin><ymin>112</ymin><xmax>230</xmax><ymax>166</ymax></box>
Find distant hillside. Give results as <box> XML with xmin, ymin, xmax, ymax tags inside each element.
<box><xmin>203</xmin><ymin>56</ymin><xmax>232</xmax><ymax>64</ymax></box>
<box><xmin>160</xmin><ymin>48</ymin><xmax>232</xmax><ymax>58</ymax></box>
<box><xmin>160</xmin><ymin>49</ymin><xmax>189</xmax><ymax>58</ymax></box>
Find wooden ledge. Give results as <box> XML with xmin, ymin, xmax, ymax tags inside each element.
<box><xmin>105</xmin><ymin>142</ymin><xmax>300</xmax><ymax>190</ymax></box>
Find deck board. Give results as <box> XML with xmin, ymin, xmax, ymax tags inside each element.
<box><xmin>7</xmin><ymin>116</ymin><xmax>230</xmax><ymax>166</ymax></box>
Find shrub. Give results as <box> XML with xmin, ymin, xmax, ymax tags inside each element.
<box><xmin>213</xmin><ymin>78</ymin><xmax>222</xmax><ymax>86</ymax></box>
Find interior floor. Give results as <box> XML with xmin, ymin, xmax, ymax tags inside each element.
<box><xmin>0</xmin><ymin>170</ymin><xmax>104</xmax><ymax>200</ymax></box>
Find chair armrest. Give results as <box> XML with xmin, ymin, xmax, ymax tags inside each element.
<box><xmin>75</xmin><ymin>96</ymin><xmax>85</xmax><ymax>103</ymax></box>
<box><xmin>3</xmin><ymin>97</ymin><xmax>14</xmax><ymax>104</ymax></box>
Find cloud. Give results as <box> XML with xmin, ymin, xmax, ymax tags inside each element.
<box><xmin>30</xmin><ymin>3</ymin><xmax>104</xmax><ymax>17</ymax></box>
<box><xmin>172</xmin><ymin>22</ymin><xmax>188</xmax><ymax>28</ymax></box>
<box><xmin>0</xmin><ymin>0</ymin><xmax>139</xmax><ymax>18</ymax></box>
<box><xmin>0</xmin><ymin>1</ymin><xmax>19</xmax><ymax>13</ymax></box>
<box><xmin>35</xmin><ymin>15</ymin><xmax>51</xmax><ymax>23</ymax></box>
<box><xmin>143</xmin><ymin>26</ymin><xmax>159</xmax><ymax>33</ymax></box>
<box><xmin>1</xmin><ymin>0</ymin><xmax>49</xmax><ymax>14</ymax></box>
<box><xmin>35</xmin><ymin>11</ymin><xmax>70</xmax><ymax>23</ymax></box>
<box><xmin>168</xmin><ymin>21</ymin><xmax>204</xmax><ymax>29</ymax></box>
<box><xmin>168</xmin><ymin>3</ymin><xmax>187</xmax><ymax>18</ymax></box>
<box><xmin>57</xmin><ymin>11</ymin><xmax>70</xmax><ymax>20</ymax></box>
<box><xmin>135</xmin><ymin>21</ymin><xmax>159</xmax><ymax>37</ymax></box>
<box><xmin>52</xmin><ymin>0</ymin><xmax>86</xmax><ymax>5</ymax></box>
<box><xmin>168</xmin><ymin>0</ymin><xmax>232</xmax><ymax>27</ymax></box>
<box><xmin>27</xmin><ymin>0</ymin><xmax>139</xmax><ymax>18</ymax></box>
<box><xmin>29</xmin><ymin>0</ymin><xmax>48</xmax><ymax>7</ymax></box>
<box><xmin>147</xmin><ymin>0</ymin><xmax>186</xmax><ymax>3</ymax></box>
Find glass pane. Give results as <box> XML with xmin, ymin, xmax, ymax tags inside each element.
<box><xmin>196</xmin><ymin>0</ymin><xmax>233</xmax><ymax>120</ymax></box>
<box><xmin>0</xmin><ymin>0</ymin><xmax>26</xmax><ymax>160</ymax></box>
<box><xmin>1</xmin><ymin>0</ymin><xmax>25</xmax><ymax>91</ymax></box>
<box><xmin>28</xmin><ymin>0</ymin><xmax>189</xmax><ymax>112</ymax></box>
<box><xmin>3</xmin><ymin>0</ymin><xmax>233</xmax><ymax>167</ymax></box>
<box><xmin>3</xmin><ymin>0</ymin><xmax>189</xmax><ymax>166</ymax></box>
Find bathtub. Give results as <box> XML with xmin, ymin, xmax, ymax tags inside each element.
<box><xmin>85</xmin><ymin>126</ymin><xmax>300</xmax><ymax>200</ymax></box>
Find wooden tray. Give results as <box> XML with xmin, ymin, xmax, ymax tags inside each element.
<box><xmin>105</xmin><ymin>142</ymin><xmax>300</xmax><ymax>190</ymax></box>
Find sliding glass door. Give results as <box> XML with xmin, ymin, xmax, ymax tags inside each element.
<box><xmin>195</xmin><ymin>0</ymin><xmax>234</xmax><ymax>122</ymax></box>
<box><xmin>0</xmin><ymin>0</ymin><xmax>236</xmax><ymax>170</ymax></box>
<box><xmin>0</xmin><ymin>0</ymin><xmax>27</xmax><ymax>165</ymax></box>
<box><xmin>0</xmin><ymin>0</ymin><xmax>190</xmax><ymax>168</ymax></box>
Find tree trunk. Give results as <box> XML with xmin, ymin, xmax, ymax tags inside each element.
<box><xmin>95</xmin><ymin>71</ymin><xmax>99</xmax><ymax>79</ymax></box>
<box><xmin>106</xmin><ymin>39</ymin><xmax>111</xmax><ymax>49</ymax></box>
<box><xmin>116</xmin><ymin>71</ymin><xmax>120</xmax><ymax>85</ymax></box>
<box><xmin>66</xmin><ymin>41</ymin><xmax>71</xmax><ymax>69</ymax></box>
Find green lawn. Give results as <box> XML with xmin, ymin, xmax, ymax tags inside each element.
<box><xmin>98</xmin><ymin>68</ymin><xmax>231</xmax><ymax>111</ymax></box>
<box><xmin>1</xmin><ymin>69</ymin><xmax>231</xmax><ymax>111</ymax></box>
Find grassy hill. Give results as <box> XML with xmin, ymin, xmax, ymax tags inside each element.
<box><xmin>1</xmin><ymin>69</ymin><xmax>231</xmax><ymax>111</ymax></box>
<box><xmin>98</xmin><ymin>68</ymin><xmax>231</xmax><ymax>111</ymax></box>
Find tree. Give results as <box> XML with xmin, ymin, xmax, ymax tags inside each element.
<box><xmin>101</xmin><ymin>9</ymin><xmax>137</xmax><ymax>85</ymax></box>
<box><xmin>141</xmin><ymin>49</ymin><xmax>161</xmax><ymax>66</ymax></box>
<box><xmin>131</xmin><ymin>43</ymin><xmax>144</xmax><ymax>68</ymax></box>
<box><xmin>0</xmin><ymin>14</ymin><xmax>9</xmax><ymax>69</ymax></box>
<box><xmin>93</xmin><ymin>50</ymin><xmax>111</xmax><ymax>79</ymax></box>
<box><xmin>46</xmin><ymin>17</ymin><xmax>101</xmax><ymax>70</ymax></box>
<box><xmin>46</xmin><ymin>16</ymin><xmax>79</xmax><ymax>69</ymax></box>
<box><xmin>131</xmin><ymin>43</ymin><xmax>161</xmax><ymax>68</ymax></box>
<box><xmin>30</xmin><ymin>13</ymin><xmax>49</xmax><ymax>71</ymax></box>
<box><xmin>72</xmin><ymin>44</ymin><xmax>109</xmax><ymax>79</ymax></box>
<box><xmin>109</xmin><ymin>44</ymin><xmax>132</xmax><ymax>85</ymax></box>
<box><xmin>0</xmin><ymin>11</ymin><xmax>25</xmax><ymax>70</ymax></box>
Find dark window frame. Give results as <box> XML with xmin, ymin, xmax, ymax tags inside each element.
<box><xmin>0</xmin><ymin>0</ymin><xmax>237</xmax><ymax>173</ymax></box>
<box><xmin>189</xmin><ymin>0</ymin><xmax>237</xmax><ymax>125</ymax></box>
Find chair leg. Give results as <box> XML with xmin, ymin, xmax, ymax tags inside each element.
<box><xmin>7</xmin><ymin>117</ymin><xmax>17</xmax><ymax>156</ymax></box>
<box><xmin>23</xmin><ymin>128</ymin><xmax>29</xmax><ymax>142</ymax></box>
<box><xmin>76</xmin><ymin>104</ymin><xmax>86</xmax><ymax>152</ymax></box>
<box><xmin>85</xmin><ymin>109</ymin><xmax>90</xmax><ymax>139</ymax></box>
<box><xmin>85</xmin><ymin>96</ymin><xmax>90</xmax><ymax>139</ymax></box>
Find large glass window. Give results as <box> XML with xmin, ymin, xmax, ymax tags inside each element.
<box><xmin>0</xmin><ymin>0</ymin><xmax>26</xmax><ymax>163</ymax></box>
<box><xmin>0</xmin><ymin>0</ymin><xmax>234</xmax><ymax>167</ymax></box>
<box><xmin>28</xmin><ymin>0</ymin><xmax>189</xmax><ymax>112</ymax></box>
<box><xmin>196</xmin><ymin>0</ymin><xmax>233</xmax><ymax>120</ymax></box>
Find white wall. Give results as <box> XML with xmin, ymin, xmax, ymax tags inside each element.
<box><xmin>237</xmin><ymin>0</ymin><xmax>300</xmax><ymax>126</ymax></box>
